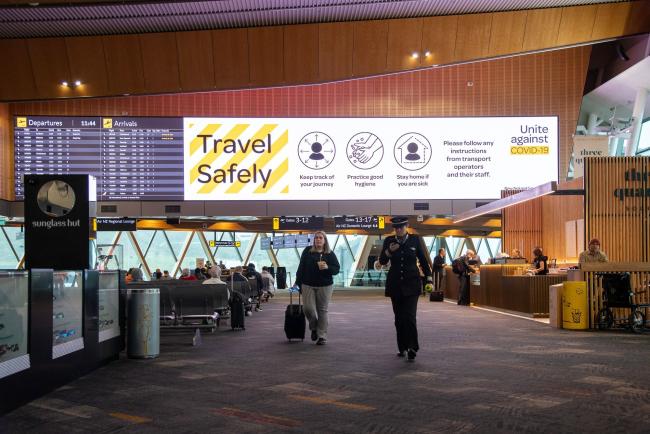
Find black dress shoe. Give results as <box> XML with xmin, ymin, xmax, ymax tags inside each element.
<box><xmin>311</xmin><ymin>330</ymin><xmax>318</xmax><ymax>341</ymax></box>
<box><xmin>396</xmin><ymin>351</ymin><xmax>405</xmax><ymax>358</ymax></box>
<box><xmin>407</xmin><ymin>349</ymin><xmax>416</xmax><ymax>361</ymax></box>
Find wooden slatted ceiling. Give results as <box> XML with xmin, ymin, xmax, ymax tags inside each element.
<box><xmin>1</xmin><ymin>1</ymin><xmax>649</xmax><ymax>103</ymax></box>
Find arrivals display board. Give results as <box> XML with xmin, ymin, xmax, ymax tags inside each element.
<box><xmin>15</xmin><ymin>116</ymin><xmax>558</xmax><ymax>201</ymax></box>
<box><xmin>184</xmin><ymin>117</ymin><xmax>558</xmax><ymax>200</ymax></box>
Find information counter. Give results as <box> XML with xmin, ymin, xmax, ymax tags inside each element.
<box><xmin>445</xmin><ymin>264</ymin><xmax>567</xmax><ymax>315</ymax></box>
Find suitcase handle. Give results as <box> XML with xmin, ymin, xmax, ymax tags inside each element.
<box><xmin>290</xmin><ymin>288</ymin><xmax>301</xmax><ymax>306</ymax></box>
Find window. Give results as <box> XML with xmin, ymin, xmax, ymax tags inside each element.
<box><xmin>636</xmin><ymin>118</ymin><xmax>650</xmax><ymax>154</ymax></box>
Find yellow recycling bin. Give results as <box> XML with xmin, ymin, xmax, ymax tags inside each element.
<box><xmin>562</xmin><ymin>281</ymin><xmax>588</xmax><ymax>330</ymax></box>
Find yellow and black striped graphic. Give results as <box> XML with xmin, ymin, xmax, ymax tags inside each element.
<box><xmin>185</xmin><ymin>119</ymin><xmax>290</xmax><ymax>199</ymax></box>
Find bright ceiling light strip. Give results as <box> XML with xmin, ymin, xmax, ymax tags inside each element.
<box><xmin>452</xmin><ymin>181</ymin><xmax>557</xmax><ymax>224</ymax></box>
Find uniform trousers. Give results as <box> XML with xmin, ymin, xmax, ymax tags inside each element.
<box><xmin>390</xmin><ymin>293</ymin><xmax>420</xmax><ymax>353</ymax></box>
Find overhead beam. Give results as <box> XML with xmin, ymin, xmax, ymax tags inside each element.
<box><xmin>453</xmin><ymin>182</ymin><xmax>557</xmax><ymax>224</ymax></box>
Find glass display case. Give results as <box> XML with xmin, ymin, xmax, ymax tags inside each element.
<box><xmin>52</xmin><ymin>270</ymin><xmax>84</xmax><ymax>359</ymax></box>
<box><xmin>98</xmin><ymin>271</ymin><xmax>120</xmax><ymax>342</ymax></box>
<box><xmin>0</xmin><ymin>271</ymin><xmax>29</xmax><ymax>378</ymax></box>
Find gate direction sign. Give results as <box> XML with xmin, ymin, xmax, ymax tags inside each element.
<box><xmin>334</xmin><ymin>216</ymin><xmax>384</xmax><ymax>230</ymax></box>
<box><xmin>96</xmin><ymin>218</ymin><xmax>137</xmax><ymax>232</ymax></box>
<box><xmin>209</xmin><ymin>240</ymin><xmax>241</xmax><ymax>247</ymax></box>
<box><xmin>272</xmin><ymin>216</ymin><xmax>324</xmax><ymax>231</ymax></box>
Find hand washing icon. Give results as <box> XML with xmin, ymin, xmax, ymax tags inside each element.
<box><xmin>346</xmin><ymin>132</ymin><xmax>384</xmax><ymax>170</ymax></box>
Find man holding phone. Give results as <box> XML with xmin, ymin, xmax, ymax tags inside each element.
<box><xmin>378</xmin><ymin>216</ymin><xmax>433</xmax><ymax>361</ymax></box>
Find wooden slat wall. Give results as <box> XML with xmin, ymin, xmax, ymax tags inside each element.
<box><xmin>541</xmin><ymin>195</ymin><xmax>584</xmax><ymax>262</ymax></box>
<box><xmin>0</xmin><ymin>103</ymin><xmax>10</xmax><ymax>200</ymax></box>
<box><xmin>503</xmin><ymin>188</ymin><xmax>584</xmax><ymax>262</ymax></box>
<box><xmin>585</xmin><ymin>157</ymin><xmax>650</xmax><ymax>263</ymax></box>
<box><xmin>1</xmin><ymin>1</ymin><xmax>648</xmax><ymax>103</ymax></box>
<box><xmin>502</xmin><ymin>190</ymin><xmax>543</xmax><ymax>260</ymax></box>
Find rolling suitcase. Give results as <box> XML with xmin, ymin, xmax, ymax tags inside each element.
<box><xmin>284</xmin><ymin>290</ymin><xmax>305</xmax><ymax>341</ymax></box>
<box><xmin>230</xmin><ymin>291</ymin><xmax>245</xmax><ymax>330</ymax></box>
<box><xmin>429</xmin><ymin>290</ymin><xmax>444</xmax><ymax>302</ymax></box>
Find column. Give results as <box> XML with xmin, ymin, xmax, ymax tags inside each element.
<box><xmin>625</xmin><ymin>87</ymin><xmax>648</xmax><ymax>156</ymax></box>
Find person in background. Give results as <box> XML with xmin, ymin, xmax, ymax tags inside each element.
<box><xmin>231</xmin><ymin>266</ymin><xmax>249</xmax><ymax>284</ymax></box>
<box><xmin>161</xmin><ymin>270</ymin><xmax>172</xmax><ymax>280</ymax></box>
<box><xmin>203</xmin><ymin>266</ymin><xmax>225</xmax><ymax>284</ymax></box>
<box><xmin>432</xmin><ymin>248</ymin><xmax>446</xmax><ymax>292</ymax></box>
<box><xmin>245</xmin><ymin>263</ymin><xmax>265</xmax><ymax>311</ymax></box>
<box><xmin>128</xmin><ymin>267</ymin><xmax>143</xmax><ymax>282</ymax></box>
<box><xmin>153</xmin><ymin>268</ymin><xmax>162</xmax><ymax>280</ymax></box>
<box><xmin>457</xmin><ymin>250</ymin><xmax>478</xmax><ymax>306</ymax></box>
<box><xmin>510</xmin><ymin>248</ymin><xmax>522</xmax><ymax>258</ymax></box>
<box><xmin>179</xmin><ymin>268</ymin><xmax>197</xmax><ymax>281</ymax></box>
<box><xmin>261</xmin><ymin>266</ymin><xmax>276</xmax><ymax>299</ymax></box>
<box><xmin>379</xmin><ymin>216</ymin><xmax>433</xmax><ymax>362</ymax></box>
<box><xmin>194</xmin><ymin>268</ymin><xmax>206</xmax><ymax>280</ymax></box>
<box><xmin>531</xmin><ymin>247</ymin><xmax>548</xmax><ymax>275</ymax></box>
<box><xmin>295</xmin><ymin>231</ymin><xmax>340</xmax><ymax>345</ymax></box>
<box><xmin>579</xmin><ymin>239</ymin><xmax>608</xmax><ymax>265</ymax></box>
<box><xmin>125</xmin><ymin>270</ymin><xmax>133</xmax><ymax>283</ymax></box>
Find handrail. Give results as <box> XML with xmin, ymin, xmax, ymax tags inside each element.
<box><xmin>580</xmin><ymin>263</ymin><xmax>650</xmax><ymax>272</ymax></box>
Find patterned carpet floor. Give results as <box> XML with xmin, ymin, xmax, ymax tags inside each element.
<box><xmin>2</xmin><ymin>291</ymin><xmax>650</xmax><ymax>433</ymax></box>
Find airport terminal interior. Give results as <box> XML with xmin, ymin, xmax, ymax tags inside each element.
<box><xmin>1</xmin><ymin>0</ymin><xmax>650</xmax><ymax>433</ymax></box>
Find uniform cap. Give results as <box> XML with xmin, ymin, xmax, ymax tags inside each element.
<box><xmin>390</xmin><ymin>216</ymin><xmax>409</xmax><ymax>227</ymax></box>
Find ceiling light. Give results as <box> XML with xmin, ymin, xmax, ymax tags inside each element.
<box><xmin>424</xmin><ymin>51</ymin><xmax>431</xmax><ymax>57</ymax></box>
<box><xmin>61</xmin><ymin>81</ymin><xmax>68</xmax><ymax>87</ymax></box>
<box><xmin>74</xmin><ymin>80</ymin><xmax>82</xmax><ymax>87</ymax></box>
<box><xmin>411</xmin><ymin>52</ymin><xmax>419</xmax><ymax>59</ymax></box>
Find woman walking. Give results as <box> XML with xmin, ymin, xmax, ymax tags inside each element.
<box><xmin>295</xmin><ymin>231</ymin><xmax>340</xmax><ymax>345</ymax></box>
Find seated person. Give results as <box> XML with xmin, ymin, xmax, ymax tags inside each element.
<box><xmin>203</xmin><ymin>266</ymin><xmax>225</xmax><ymax>284</ymax></box>
<box><xmin>530</xmin><ymin>247</ymin><xmax>548</xmax><ymax>275</ymax></box>
<box><xmin>510</xmin><ymin>248</ymin><xmax>522</xmax><ymax>258</ymax></box>
<box><xmin>179</xmin><ymin>268</ymin><xmax>197</xmax><ymax>280</ymax></box>
<box><xmin>261</xmin><ymin>266</ymin><xmax>276</xmax><ymax>299</ymax></box>
<box><xmin>231</xmin><ymin>265</ymin><xmax>250</xmax><ymax>284</ymax></box>
<box><xmin>579</xmin><ymin>239</ymin><xmax>608</xmax><ymax>265</ymax></box>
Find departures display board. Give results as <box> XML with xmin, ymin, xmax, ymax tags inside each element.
<box><xmin>15</xmin><ymin>115</ymin><xmax>558</xmax><ymax>201</ymax></box>
<box><xmin>14</xmin><ymin>116</ymin><xmax>183</xmax><ymax>200</ymax></box>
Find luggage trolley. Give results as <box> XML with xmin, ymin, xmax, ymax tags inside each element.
<box><xmin>596</xmin><ymin>273</ymin><xmax>649</xmax><ymax>333</ymax></box>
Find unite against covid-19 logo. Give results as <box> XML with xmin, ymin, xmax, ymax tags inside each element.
<box><xmin>510</xmin><ymin>123</ymin><xmax>550</xmax><ymax>155</ymax></box>
<box><xmin>184</xmin><ymin>119</ymin><xmax>290</xmax><ymax>200</ymax></box>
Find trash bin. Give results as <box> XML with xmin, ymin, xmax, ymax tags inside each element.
<box><xmin>562</xmin><ymin>281</ymin><xmax>588</xmax><ymax>330</ymax></box>
<box><xmin>127</xmin><ymin>288</ymin><xmax>160</xmax><ymax>359</ymax></box>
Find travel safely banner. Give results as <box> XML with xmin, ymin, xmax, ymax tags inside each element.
<box><xmin>184</xmin><ymin>116</ymin><xmax>558</xmax><ymax>201</ymax></box>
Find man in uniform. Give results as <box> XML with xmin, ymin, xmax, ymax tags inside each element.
<box><xmin>378</xmin><ymin>216</ymin><xmax>433</xmax><ymax>361</ymax></box>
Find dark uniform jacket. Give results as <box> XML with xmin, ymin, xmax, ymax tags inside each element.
<box><xmin>378</xmin><ymin>234</ymin><xmax>432</xmax><ymax>297</ymax></box>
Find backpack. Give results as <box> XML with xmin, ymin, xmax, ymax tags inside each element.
<box><xmin>452</xmin><ymin>257</ymin><xmax>466</xmax><ymax>275</ymax></box>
